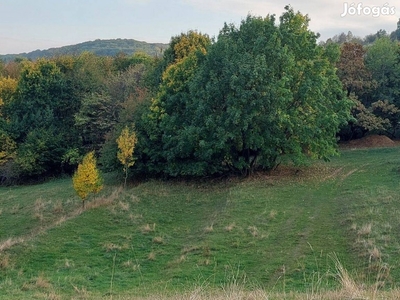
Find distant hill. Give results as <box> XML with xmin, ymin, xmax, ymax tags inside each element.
<box><xmin>0</xmin><ymin>39</ymin><xmax>168</xmax><ymax>62</ymax></box>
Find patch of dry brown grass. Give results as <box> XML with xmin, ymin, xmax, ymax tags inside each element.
<box><xmin>117</xmin><ymin>285</ymin><xmax>400</xmax><ymax>300</ymax></box>
<box><xmin>204</xmin><ymin>224</ymin><xmax>214</xmax><ymax>233</ymax></box>
<box><xmin>129</xmin><ymin>213</ymin><xmax>143</xmax><ymax>223</ymax></box>
<box><xmin>37</xmin><ymin>291</ymin><xmax>61</xmax><ymax>300</ymax></box>
<box><xmin>331</xmin><ymin>253</ymin><xmax>363</xmax><ymax>299</ymax></box>
<box><xmin>0</xmin><ymin>237</ymin><xmax>25</xmax><ymax>252</ymax></box>
<box><xmin>118</xmin><ymin>201</ymin><xmax>130</xmax><ymax>211</ymax></box>
<box><xmin>122</xmin><ymin>259</ymin><xmax>141</xmax><ymax>271</ymax></box>
<box><xmin>21</xmin><ymin>273</ymin><xmax>53</xmax><ymax>292</ymax></box>
<box><xmin>52</xmin><ymin>200</ymin><xmax>63</xmax><ymax>214</ymax></box>
<box><xmin>140</xmin><ymin>223</ymin><xmax>156</xmax><ymax>234</ymax></box>
<box><xmin>148</xmin><ymin>251</ymin><xmax>156</xmax><ymax>261</ymax></box>
<box><xmin>358</xmin><ymin>223</ymin><xmax>372</xmax><ymax>236</ymax></box>
<box><xmin>35</xmin><ymin>273</ymin><xmax>52</xmax><ymax>289</ymax></box>
<box><xmin>167</xmin><ymin>255</ymin><xmax>187</xmax><ymax>267</ymax></box>
<box><xmin>63</xmin><ymin>259</ymin><xmax>74</xmax><ymax>269</ymax></box>
<box><xmin>368</xmin><ymin>246</ymin><xmax>382</xmax><ymax>262</ymax></box>
<box><xmin>269</xmin><ymin>209</ymin><xmax>278</xmax><ymax>220</ymax></box>
<box><xmin>72</xmin><ymin>284</ymin><xmax>89</xmax><ymax>297</ymax></box>
<box><xmin>152</xmin><ymin>236</ymin><xmax>164</xmax><ymax>244</ymax></box>
<box><xmin>182</xmin><ymin>245</ymin><xmax>200</xmax><ymax>254</ymax></box>
<box><xmin>84</xmin><ymin>186</ymin><xmax>123</xmax><ymax>211</ymax></box>
<box><xmin>248</xmin><ymin>226</ymin><xmax>258</xmax><ymax>237</ymax></box>
<box><xmin>0</xmin><ymin>253</ymin><xmax>11</xmax><ymax>270</ymax></box>
<box><xmin>103</xmin><ymin>243</ymin><xmax>123</xmax><ymax>252</ymax></box>
<box><xmin>34</xmin><ymin>198</ymin><xmax>45</xmax><ymax>212</ymax></box>
<box><xmin>224</xmin><ymin>223</ymin><xmax>235</xmax><ymax>232</ymax></box>
<box><xmin>34</xmin><ymin>212</ymin><xmax>44</xmax><ymax>222</ymax></box>
<box><xmin>130</xmin><ymin>194</ymin><xmax>140</xmax><ymax>203</ymax></box>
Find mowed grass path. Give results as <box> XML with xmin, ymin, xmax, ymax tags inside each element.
<box><xmin>1</xmin><ymin>147</ymin><xmax>400</xmax><ymax>298</ymax></box>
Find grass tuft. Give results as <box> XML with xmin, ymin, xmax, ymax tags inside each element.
<box><xmin>141</xmin><ymin>223</ymin><xmax>156</xmax><ymax>234</ymax></box>
<box><xmin>34</xmin><ymin>198</ymin><xmax>45</xmax><ymax>212</ymax></box>
<box><xmin>182</xmin><ymin>245</ymin><xmax>200</xmax><ymax>254</ymax></box>
<box><xmin>103</xmin><ymin>243</ymin><xmax>123</xmax><ymax>252</ymax></box>
<box><xmin>0</xmin><ymin>253</ymin><xmax>10</xmax><ymax>270</ymax></box>
<box><xmin>148</xmin><ymin>251</ymin><xmax>156</xmax><ymax>261</ymax></box>
<box><xmin>152</xmin><ymin>236</ymin><xmax>164</xmax><ymax>244</ymax></box>
<box><xmin>52</xmin><ymin>200</ymin><xmax>63</xmax><ymax>214</ymax></box>
<box><xmin>224</xmin><ymin>223</ymin><xmax>235</xmax><ymax>232</ymax></box>
<box><xmin>369</xmin><ymin>246</ymin><xmax>381</xmax><ymax>262</ymax></box>
<box><xmin>331</xmin><ymin>254</ymin><xmax>363</xmax><ymax>299</ymax></box>
<box><xmin>0</xmin><ymin>237</ymin><xmax>25</xmax><ymax>252</ymax></box>
<box><xmin>118</xmin><ymin>201</ymin><xmax>130</xmax><ymax>211</ymax></box>
<box><xmin>358</xmin><ymin>223</ymin><xmax>372</xmax><ymax>236</ymax></box>
<box><xmin>1</xmin><ymin>147</ymin><xmax>400</xmax><ymax>298</ymax></box>
<box><xmin>248</xmin><ymin>226</ymin><xmax>258</xmax><ymax>237</ymax></box>
<box><xmin>204</xmin><ymin>224</ymin><xmax>214</xmax><ymax>233</ymax></box>
<box><xmin>35</xmin><ymin>273</ymin><xmax>51</xmax><ymax>289</ymax></box>
<box><xmin>269</xmin><ymin>209</ymin><xmax>278</xmax><ymax>219</ymax></box>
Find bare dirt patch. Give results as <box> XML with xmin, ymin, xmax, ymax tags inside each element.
<box><xmin>340</xmin><ymin>135</ymin><xmax>398</xmax><ymax>150</ymax></box>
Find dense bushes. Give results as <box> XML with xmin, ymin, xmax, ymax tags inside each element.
<box><xmin>1</xmin><ymin>6</ymin><xmax>399</xmax><ymax>183</ymax></box>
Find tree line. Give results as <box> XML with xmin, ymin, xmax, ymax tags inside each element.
<box><xmin>0</xmin><ymin>6</ymin><xmax>399</xmax><ymax>183</ymax></box>
<box><xmin>0</xmin><ymin>39</ymin><xmax>168</xmax><ymax>63</ymax></box>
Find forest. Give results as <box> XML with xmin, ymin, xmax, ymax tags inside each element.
<box><xmin>1</xmin><ymin>5</ymin><xmax>400</xmax><ymax>184</ymax></box>
<box><xmin>0</xmin><ymin>38</ymin><xmax>168</xmax><ymax>62</ymax></box>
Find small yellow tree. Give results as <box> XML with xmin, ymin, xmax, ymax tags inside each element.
<box><xmin>116</xmin><ymin>126</ymin><xmax>137</xmax><ymax>187</ymax></box>
<box><xmin>0</xmin><ymin>132</ymin><xmax>16</xmax><ymax>165</ymax></box>
<box><xmin>72</xmin><ymin>151</ymin><xmax>103</xmax><ymax>208</ymax></box>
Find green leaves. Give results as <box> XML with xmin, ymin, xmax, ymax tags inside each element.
<box><xmin>139</xmin><ymin>8</ymin><xmax>351</xmax><ymax>177</ymax></box>
<box><xmin>365</xmin><ymin>37</ymin><xmax>400</xmax><ymax>104</ymax></box>
<box><xmin>0</xmin><ymin>8</ymin><xmax>357</xmax><ymax>181</ymax></box>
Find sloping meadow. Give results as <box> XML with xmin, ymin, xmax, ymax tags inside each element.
<box><xmin>1</xmin><ymin>146</ymin><xmax>400</xmax><ymax>298</ymax></box>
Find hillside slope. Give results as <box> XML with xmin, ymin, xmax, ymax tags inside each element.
<box><xmin>0</xmin><ymin>39</ymin><xmax>168</xmax><ymax>62</ymax></box>
<box><xmin>1</xmin><ymin>147</ymin><xmax>400</xmax><ymax>298</ymax></box>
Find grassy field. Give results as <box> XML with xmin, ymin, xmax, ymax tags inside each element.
<box><xmin>1</xmin><ymin>146</ymin><xmax>400</xmax><ymax>299</ymax></box>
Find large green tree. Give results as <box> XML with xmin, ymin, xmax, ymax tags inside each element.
<box><xmin>365</xmin><ymin>37</ymin><xmax>400</xmax><ymax>105</ymax></box>
<box><xmin>5</xmin><ymin>59</ymin><xmax>80</xmax><ymax>176</ymax></box>
<box><xmin>140</xmin><ymin>7</ymin><xmax>352</xmax><ymax>176</ymax></box>
<box><xmin>136</xmin><ymin>31</ymin><xmax>211</xmax><ymax>175</ymax></box>
<box><xmin>354</xmin><ymin>37</ymin><xmax>400</xmax><ymax>137</ymax></box>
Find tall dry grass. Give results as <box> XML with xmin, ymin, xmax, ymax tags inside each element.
<box><xmin>100</xmin><ymin>254</ymin><xmax>400</xmax><ymax>300</ymax></box>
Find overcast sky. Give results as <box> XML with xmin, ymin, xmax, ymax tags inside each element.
<box><xmin>1</xmin><ymin>0</ymin><xmax>399</xmax><ymax>55</ymax></box>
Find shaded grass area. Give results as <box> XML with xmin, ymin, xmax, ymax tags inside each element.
<box><xmin>1</xmin><ymin>147</ymin><xmax>400</xmax><ymax>298</ymax></box>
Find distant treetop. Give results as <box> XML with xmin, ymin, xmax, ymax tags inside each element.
<box><xmin>0</xmin><ymin>39</ymin><xmax>169</xmax><ymax>62</ymax></box>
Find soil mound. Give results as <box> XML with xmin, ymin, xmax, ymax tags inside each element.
<box><xmin>340</xmin><ymin>135</ymin><xmax>396</xmax><ymax>149</ymax></box>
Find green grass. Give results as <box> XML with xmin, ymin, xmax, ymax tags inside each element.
<box><xmin>1</xmin><ymin>147</ymin><xmax>400</xmax><ymax>298</ymax></box>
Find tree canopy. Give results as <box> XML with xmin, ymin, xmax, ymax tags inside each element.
<box><xmin>139</xmin><ymin>7</ymin><xmax>352</xmax><ymax>176</ymax></box>
<box><xmin>4</xmin><ymin>6</ymin><xmax>400</xmax><ymax>183</ymax></box>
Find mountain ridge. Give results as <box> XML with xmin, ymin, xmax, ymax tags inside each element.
<box><xmin>0</xmin><ymin>38</ymin><xmax>168</xmax><ymax>62</ymax></box>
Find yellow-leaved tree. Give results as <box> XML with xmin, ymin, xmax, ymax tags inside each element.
<box><xmin>0</xmin><ymin>132</ymin><xmax>16</xmax><ymax>165</ymax></box>
<box><xmin>0</xmin><ymin>77</ymin><xmax>17</xmax><ymax>167</ymax></box>
<box><xmin>0</xmin><ymin>77</ymin><xmax>18</xmax><ymax>114</ymax></box>
<box><xmin>116</xmin><ymin>126</ymin><xmax>137</xmax><ymax>187</ymax></box>
<box><xmin>72</xmin><ymin>151</ymin><xmax>103</xmax><ymax>208</ymax></box>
